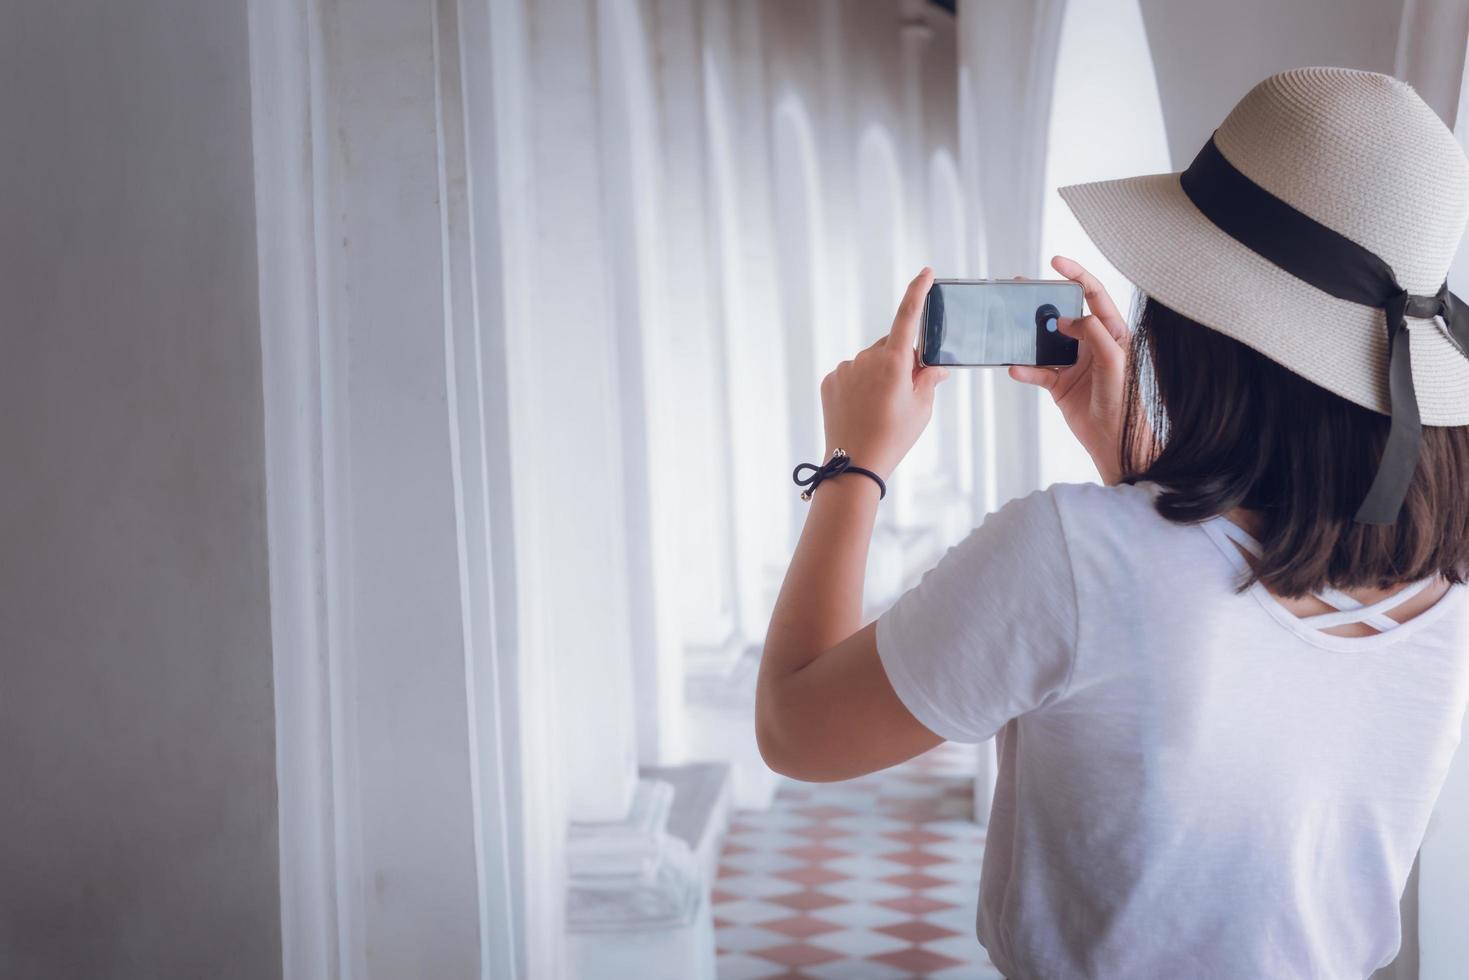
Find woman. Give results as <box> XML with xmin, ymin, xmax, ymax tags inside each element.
<box><xmin>755</xmin><ymin>67</ymin><xmax>1469</xmax><ymax>978</ymax></box>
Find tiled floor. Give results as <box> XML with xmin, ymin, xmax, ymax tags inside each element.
<box><xmin>712</xmin><ymin>743</ymin><xmax>1005</xmax><ymax>980</ymax></box>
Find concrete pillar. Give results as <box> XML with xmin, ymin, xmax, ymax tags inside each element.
<box><xmin>684</xmin><ymin>0</ymin><xmax>785</xmax><ymax>812</ymax></box>
<box><xmin>895</xmin><ymin>6</ymin><xmax>942</xmax><ymax>524</ymax></box>
<box><xmin>522</xmin><ymin>0</ymin><xmax>641</xmax><ymax>826</ymax></box>
<box><xmin>956</xmin><ymin>0</ymin><xmax>1069</xmax><ymax>826</ymax></box>
<box><xmin>957</xmin><ymin>0</ymin><xmax>1067</xmax><ymax>505</ymax></box>
<box><xmin>725</xmin><ymin>0</ymin><xmax>798</xmax><ymax>638</ymax></box>
<box><xmin>769</xmin><ymin>93</ymin><xmax>828</xmax><ymax>562</ymax></box>
<box><xmin>519</xmin><ymin>1</ymin><xmax>714</xmax><ymax>974</ymax></box>
<box><xmin>894</xmin><ymin>3</ymin><xmax>974</xmax><ymax>554</ymax></box>
<box><xmin>927</xmin><ymin>150</ymin><xmax>978</xmax><ymax>511</ymax></box>
<box><xmin>295</xmin><ymin>1</ymin><xmax>512</xmax><ymax>973</ymax></box>
<box><xmin>650</xmin><ymin>0</ymin><xmax>745</xmax><ymax>689</ymax></box>
<box><xmin>655</xmin><ymin>0</ymin><xmax>746</xmax><ymax>693</ymax></box>
<box><xmin>255</xmin><ymin>0</ymin><xmax>710</xmax><ymax>973</ymax></box>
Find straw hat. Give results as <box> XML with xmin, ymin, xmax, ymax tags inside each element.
<box><xmin>1059</xmin><ymin>66</ymin><xmax>1469</xmax><ymax>427</ymax></box>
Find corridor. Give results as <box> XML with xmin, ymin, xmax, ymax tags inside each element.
<box><xmin>10</xmin><ymin>0</ymin><xmax>1469</xmax><ymax>977</ymax></box>
<box><xmin>712</xmin><ymin>744</ymin><xmax>1004</xmax><ymax>980</ymax></box>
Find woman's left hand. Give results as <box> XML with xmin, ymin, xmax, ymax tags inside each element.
<box><xmin>819</xmin><ymin>268</ymin><xmax>950</xmax><ymax>480</ymax></box>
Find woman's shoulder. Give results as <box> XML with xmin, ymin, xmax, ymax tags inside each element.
<box><xmin>1021</xmin><ymin>482</ymin><xmax>1214</xmax><ymax>602</ymax></box>
<box><xmin>1041</xmin><ymin>479</ymin><xmax>1182</xmax><ymax>547</ymax></box>
<box><xmin>985</xmin><ymin>480</ymin><xmax>1159</xmax><ymax>524</ymax></box>
<box><xmin>972</xmin><ymin>481</ymin><xmax>1172</xmax><ymax>561</ymax></box>
<box><xmin>974</xmin><ymin>481</ymin><xmax>1184</xmax><ymax>564</ymax></box>
<box><xmin>1044</xmin><ymin>478</ymin><xmax>1161</xmax><ymax>517</ymax></box>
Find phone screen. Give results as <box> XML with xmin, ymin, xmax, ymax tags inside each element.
<box><xmin>920</xmin><ymin>280</ymin><xmax>1084</xmax><ymax>367</ymax></box>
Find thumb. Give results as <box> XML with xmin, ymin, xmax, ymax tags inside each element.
<box><xmin>1059</xmin><ymin>315</ymin><xmax>1123</xmax><ymax>368</ymax></box>
<box><xmin>1009</xmin><ymin>364</ymin><xmax>1062</xmax><ymax>392</ymax></box>
<box><xmin>915</xmin><ymin>365</ymin><xmax>950</xmax><ymax>394</ymax></box>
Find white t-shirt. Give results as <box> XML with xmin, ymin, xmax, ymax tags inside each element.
<box><xmin>875</xmin><ymin>481</ymin><xmax>1469</xmax><ymax>980</ymax></box>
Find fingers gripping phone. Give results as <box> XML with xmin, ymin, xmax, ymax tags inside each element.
<box><xmin>920</xmin><ymin>279</ymin><xmax>1084</xmax><ymax>367</ymax></box>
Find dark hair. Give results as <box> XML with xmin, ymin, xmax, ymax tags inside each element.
<box><xmin>1120</xmin><ymin>298</ymin><xmax>1469</xmax><ymax>597</ymax></box>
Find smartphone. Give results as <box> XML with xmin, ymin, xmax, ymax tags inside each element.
<box><xmin>920</xmin><ymin>279</ymin><xmax>1084</xmax><ymax>367</ymax></box>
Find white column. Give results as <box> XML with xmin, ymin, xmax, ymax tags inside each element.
<box><xmin>597</xmin><ymin>0</ymin><xmax>689</xmax><ymax>770</ymax></box>
<box><xmin>957</xmin><ymin>0</ymin><xmax>1068</xmax><ymax>827</ymax></box>
<box><xmin>650</xmin><ymin>0</ymin><xmax>746</xmax><ymax>690</ymax></box>
<box><xmin>927</xmin><ymin>150</ymin><xmax>977</xmax><ymax>512</ymax></box>
<box><xmin>257</xmin><ymin>0</ymin><xmax>712</xmax><ymax>974</ymax></box>
<box><xmin>518</xmin><ymin>2</ymin><xmax>713</xmax><ymax>975</ymax></box>
<box><xmin>310</xmin><ymin>2</ymin><xmax>496</xmax><ymax>974</ymax></box>
<box><xmin>726</xmin><ymin>0</ymin><xmax>797</xmax><ymax>640</ymax></box>
<box><xmin>247</xmin><ymin>0</ymin><xmax>343</xmax><ymax>973</ymax></box>
<box><xmin>769</xmin><ymin>0</ymin><xmax>864</xmax><ymax>558</ymax></box>
<box><xmin>891</xmin><ymin>18</ymin><xmax>937</xmax><ymax>532</ymax></box>
<box><xmin>855</xmin><ymin>125</ymin><xmax>935</xmax><ymax>609</ymax></box>
<box><xmin>894</xmin><ymin>4</ymin><xmax>974</xmax><ymax>554</ymax></box>
<box><xmin>252</xmin><ymin>0</ymin><xmax>561</xmax><ymax>973</ymax></box>
<box><xmin>898</xmin><ymin>6</ymin><xmax>933</xmax><ymax>271</ymax></box>
<box><xmin>655</xmin><ymin>0</ymin><xmax>746</xmax><ymax>690</ymax></box>
<box><xmin>520</xmin><ymin>0</ymin><xmax>640</xmax><ymax>827</ymax></box>
<box><xmin>894</xmin><ymin>8</ymin><xmax>942</xmax><ymax>528</ymax></box>
<box><xmin>1037</xmin><ymin>0</ymin><xmax>1169</xmax><ymax>488</ymax></box>
<box><xmin>769</xmin><ymin>94</ymin><xmax>827</xmax><ymax>561</ymax></box>
<box><xmin>251</xmin><ymin>0</ymin><xmax>560</xmax><ymax>972</ymax></box>
<box><xmin>956</xmin><ymin>65</ymin><xmax>998</xmax><ymax>517</ymax></box>
<box><xmin>957</xmin><ymin>0</ymin><xmax>1066</xmax><ymax>505</ymax></box>
<box><xmin>684</xmin><ymin>0</ymin><xmax>785</xmax><ymax>811</ymax></box>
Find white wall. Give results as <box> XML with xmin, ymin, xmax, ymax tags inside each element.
<box><xmin>1139</xmin><ymin>0</ymin><xmax>1405</xmax><ymax>168</ymax></box>
<box><xmin>0</xmin><ymin>2</ymin><xmax>282</xmax><ymax>976</ymax></box>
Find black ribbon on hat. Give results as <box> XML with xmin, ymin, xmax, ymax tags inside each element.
<box><xmin>1179</xmin><ymin>135</ymin><xmax>1469</xmax><ymax>524</ymax></box>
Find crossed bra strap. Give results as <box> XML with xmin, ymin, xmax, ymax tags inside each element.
<box><xmin>1202</xmin><ymin>517</ymin><xmax>1431</xmax><ymax>634</ymax></box>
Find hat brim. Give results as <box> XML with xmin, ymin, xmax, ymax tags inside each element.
<box><xmin>1059</xmin><ymin>173</ymin><xmax>1469</xmax><ymax>426</ymax></box>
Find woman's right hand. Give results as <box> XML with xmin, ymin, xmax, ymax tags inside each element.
<box><xmin>1009</xmin><ymin>255</ymin><xmax>1132</xmax><ymax>485</ymax></box>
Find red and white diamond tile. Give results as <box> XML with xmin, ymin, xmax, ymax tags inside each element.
<box><xmin>713</xmin><ymin>743</ymin><xmax>1005</xmax><ymax>979</ymax></box>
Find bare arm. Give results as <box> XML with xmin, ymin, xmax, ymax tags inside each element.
<box><xmin>755</xmin><ymin>269</ymin><xmax>948</xmax><ymax>781</ymax></box>
<box><xmin>754</xmin><ymin>257</ymin><xmax>1129</xmax><ymax>782</ymax></box>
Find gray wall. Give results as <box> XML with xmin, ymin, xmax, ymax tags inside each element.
<box><xmin>0</xmin><ymin>2</ymin><xmax>281</xmax><ymax>977</ymax></box>
<box><xmin>1139</xmin><ymin>0</ymin><xmax>1405</xmax><ymax>167</ymax></box>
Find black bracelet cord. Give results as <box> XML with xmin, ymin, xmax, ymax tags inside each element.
<box><xmin>792</xmin><ymin>448</ymin><xmax>886</xmax><ymax>500</ymax></box>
